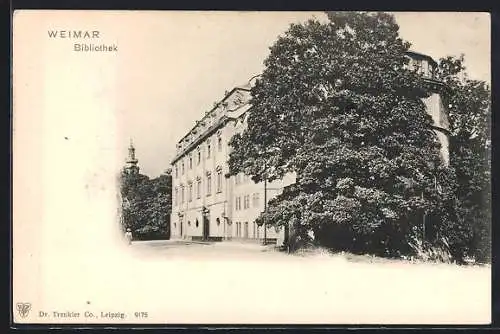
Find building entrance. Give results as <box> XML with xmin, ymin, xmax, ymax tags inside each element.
<box><xmin>203</xmin><ymin>216</ymin><xmax>210</xmax><ymax>240</ymax></box>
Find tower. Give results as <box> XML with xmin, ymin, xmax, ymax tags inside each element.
<box><xmin>124</xmin><ymin>139</ymin><xmax>140</xmax><ymax>175</ymax></box>
<box><xmin>406</xmin><ymin>50</ymin><xmax>451</xmax><ymax>167</ymax></box>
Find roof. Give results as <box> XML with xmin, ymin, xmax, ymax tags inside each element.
<box><xmin>405</xmin><ymin>50</ymin><xmax>438</xmax><ymax>67</ymax></box>
<box><xmin>176</xmin><ymin>86</ymin><xmax>251</xmax><ymax>145</ymax></box>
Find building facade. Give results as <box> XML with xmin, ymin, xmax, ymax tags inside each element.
<box><xmin>170</xmin><ymin>51</ymin><xmax>449</xmax><ymax>244</ymax></box>
<box><xmin>406</xmin><ymin>51</ymin><xmax>450</xmax><ymax>166</ymax></box>
<box><xmin>170</xmin><ymin>79</ymin><xmax>295</xmax><ymax>243</ymax></box>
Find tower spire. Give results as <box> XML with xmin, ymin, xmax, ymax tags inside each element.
<box><xmin>125</xmin><ymin>138</ymin><xmax>139</xmax><ymax>174</ymax></box>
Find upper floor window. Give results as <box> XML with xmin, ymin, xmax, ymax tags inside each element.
<box><xmin>181</xmin><ymin>186</ymin><xmax>185</xmax><ymax>204</ymax></box>
<box><xmin>243</xmin><ymin>195</ymin><xmax>250</xmax><ymax>209</ymax></box>
<box><xmin>413</xmin><ymin>59</ymin><xmax>422</xmax><ymax>74</ymax></box>
<box><xmin>196</xmin><ymin>178</ymin><xmax>201</xmax><ymax>199</ymax></box>
<box><xmin>189</xmin><ymin>154</ymin><xmax>193</xmax><ymax>169</ymax></box>
<box><xmin>216</xmin><ymin>169</ymin><xmax>223</xmax><ymax>193</ymax></box>
<box><xmin>207</xmin><ymin>140</ymin><xmax>211</xmax><ymax>159</ymax></box>
<box><xmin>206</xmin><ymin>173</ymin><xmax>212</xmax><ymax>196</ymax></box>
<box><xmin>218</xmin><ymin>136</ymin><xmax>222</xmax><ymax>152</ymax></box>
<box><xmin>175</xmin><ymin>165</ymin><xmax>178</xmax><ymax>178</ymax></box>
<box><xmin>252</xmin><ymin>193</ymin><xmax>260</xmax><ymax>207</ymax></box>
<box><xmin>197</xmin><ymin>148</ymin><xmax>201</xmax><ymax>165</ymax></box>
<box><xmin>181</xmin><ymin>161</ymin><xmax>185</xmax><ymax>175</ymax></box>
<box><xmin>174</xmin><ymin>188</ymin><xmax>178</xmax><ymax>206</ymax></box>
<box><xmin>188</xmin><ymin>183</ymin><xmax>193</xmax><ymax>202</ymax></box>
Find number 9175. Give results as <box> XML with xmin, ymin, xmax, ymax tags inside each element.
<box><xmin>134</xmin><ymin>312</ymin><xmax>148</xmax><ymax>318</ymax></box>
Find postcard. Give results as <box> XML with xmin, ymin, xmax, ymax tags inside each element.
<box><xmin>12</xmin><ymin>10</ymin><xmax>491</xmax><ymax>325</ymax></box>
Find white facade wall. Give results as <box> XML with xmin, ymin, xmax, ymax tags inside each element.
<box><xmin>422</xmin><ymin>93</ymin><xmax>450</xmax><ymax>166</ymax></box>
<box><xmin>170</xmin><ymin>87</ymin><xmax>296</xmax><ymax>244</ymax></box>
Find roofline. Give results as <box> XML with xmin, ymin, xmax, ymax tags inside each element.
<box><xmin>405</xmin><ymin>50</ymin><xmax>438</xmax><ymax>67</ymax></box>
<box><xmin>171</xmin><ymin>106</ymin><xmax>251</xmax><ymax>165</ymax></box>
<box><xmin>171</xmin><ymin>116</ymin><xmax>229</xmax><ymax>165</ymax></box>
<box><xmin>176</xmin><ymin>86</ymin><xmax>251</xmax><ymax>145</ymax></box>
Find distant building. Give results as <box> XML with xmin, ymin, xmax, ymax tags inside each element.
<box><xmin>124</xmin><ymin>139</ymin><xmax>140</xmax><ymax>175</ymax></box>
<box><xmin>170</xmin><ymin>51</ymin><xmax>450</xmax><ymax>244</ymax></box>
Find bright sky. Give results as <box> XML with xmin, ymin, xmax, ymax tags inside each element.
<box><xmin>114</xmin><ymin>11</ymin><xmax>490</xmax><ymax>178</ymax></box>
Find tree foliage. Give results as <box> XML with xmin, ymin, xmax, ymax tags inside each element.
<box><xmin>228</xmin><ymin>12</ymin><xmax>466</xmax><ymax>259</ymax></box>
<box><xmin>119</xmin><ymin>169</ymin><xmax>172</xmax><ymax>240</ymax></box>
<box><xmin>435</xmin><ymin>56</ymin><xmax>491</xmax><ymax>262</ymax></box>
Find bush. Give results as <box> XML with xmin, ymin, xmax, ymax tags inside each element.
<box><xmin>408</xmin><ymin>235</ymin><xmax>453</xmax><ymax>263</ymax></box>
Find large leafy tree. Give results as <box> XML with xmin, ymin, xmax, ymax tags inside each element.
<box><xmin>228</xmin><ymin>12</ymin><xmax>456</xmax><ymax>257</ymax></box>
<box><xmin>435</xmin><ymin>56</ymin><xmax>491</xmax><ymax>262</ymax></box>
<box><xmin>119</xmin><ymin>169</ymin><xmax>172</xmax><ymax>240</ymax></box>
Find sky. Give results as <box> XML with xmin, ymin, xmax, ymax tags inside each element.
<box><xmin>113</xmin><ymin>11</ymin><xmax>490</xmax><ymax>177</ymax></box>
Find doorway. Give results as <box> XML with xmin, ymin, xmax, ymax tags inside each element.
<box><xmin>203</xmin><ymin>216</ymin><xmax>210</xmax><ymax>240</ymax></box>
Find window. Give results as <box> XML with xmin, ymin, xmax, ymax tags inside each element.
<box><xmin>174</xmin><ymin>188</ymin><xmax>178</xmax><ymax>206</ymax></box>
<box><xmin>243</xmin><ymin>195</ymin><xmax>250</xmax><ymax>209</ymax></box>
<box><xmin>181</xmin><ymin>161</ymin><xmax>185</xmax><ymax>175</ymax></box>
<box><xmin>216</xmin><ymin>218</ymin><xmax>220</xmax><ymax>226</ymax></box>
<box><xmin>196</xmin><ymin>219</ymin><xmax>199</xmax><ymax>228</ymax></box>
<box><xmin>175</xmin><ymin>165</ymin><xmax>178</xmax><ymax>178</ymax></box>
<box><xmin>189</xmin><ymin>154</ymin><xmax>193</xmax><ymax>169</ymax></box>
<box><xmin>216</xmin><ymin>169</ymin><xmax>222</xmax><ymax>193</ymax></box>
<box><xmin>207</xmin><ymin>140</ymin><xmax>211</xmax><ymax>159</ymax></box>
<box><xmin>218</xmin><ymin>136</ymin><xmax>222</xmax><ymax>152</ymax></box>
<box><xmin>244</xmin><ymin>222</ymin><xmax>248</xmax><ymax>238</ymax></box>
<box><xmin>253</xmin><ymin>222</ymin><xmax>256</xmax><ymax>238</ymax></box>
<box><xmin>253</xmin><ymin>193</ymin><xmax>260</xmax><ymax>207</ymax></box>
<box><xmin>206</xmin><ymin>173</ymin><xmax>212</xmax><ymax>195</ymax></box>
<box><xmin>197</xmin><ymin>149</ymin><xmax>201</xmax><ymax>165</ymax></box>
<box><xmin>196</xmin><ymin>179</ymin><xmax>201</xmax><ymax>199</ymax></box>
<box><xmin>181</xmin><ymin>186</ymin><xmax>185</xmax><ymax>204</ymax></box>
<box><xmin>188</xmin><ymin>183</ymin><xmax>193</xmax><ymax>202</ymax></box>
<box><xmin>235</xmin><ymin>196</ymin><xmax>242</xmax><ymax>211</ymax></box>
<box><xmin>413</xmin><ymin>59</ymin><xmax>422</xmax><ymax>74</ymax></box>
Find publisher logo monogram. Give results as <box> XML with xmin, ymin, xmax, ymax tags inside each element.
<box><xmin>16</xmin><ymin>302</ymin><xmax>31</xmax><ymax>318</ymax></box>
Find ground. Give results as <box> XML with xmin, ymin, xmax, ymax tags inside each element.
<box><xmin>39</xmin><ymin>238</ymin><xmax>491</xmax><ymax>325</ymax></box>
<box><xmin>119</xmin><ymin>239</ymin><xmax>491</xmax><ymax>324</ymax></box>
<box><xmin>129</xmin><ymin>239</ymin><xmax>287</xmax><ymax>260</ymax></box>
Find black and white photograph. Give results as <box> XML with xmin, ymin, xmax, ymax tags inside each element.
<box><xmin>13</xmin><ymin>10</ymin><xmax>491</xmax><ymax>325</ymax></box>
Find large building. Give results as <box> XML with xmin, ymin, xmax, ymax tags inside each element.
<box><xmin>169</xmin><ymin>51</ymin><xmax>450</xmax><ymax>244</ymax></box>
<box><xmin>170</xmin><ymin>77</ymin><xmax>295</xmax><ymax>243</ymax></box>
